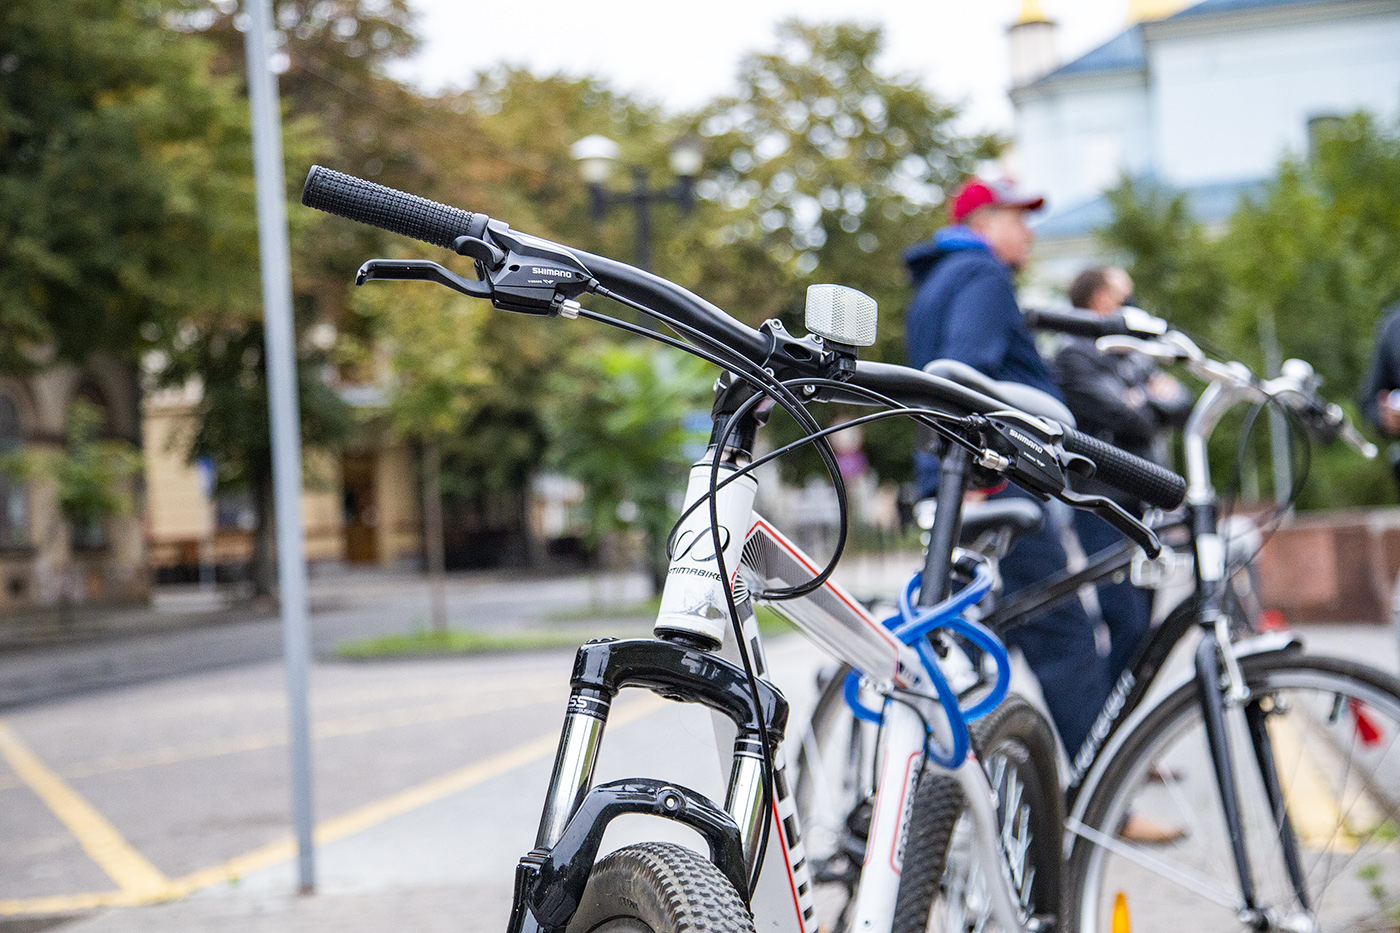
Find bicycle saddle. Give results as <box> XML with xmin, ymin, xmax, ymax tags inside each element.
<box><xmin>913</xmin><ymin>497</ymin><xmax>1044</xmax><ymax>545</ymax></box>
<box><xmin>921</xmin><ymin>360</ymin><xmax>1076</xmax><ymax>428</ymax></box>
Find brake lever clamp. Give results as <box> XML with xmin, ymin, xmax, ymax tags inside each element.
<box><xmin>479</xmin><ymin>224</ymin><xmax>596</xmax><ymax>316</ymax></box>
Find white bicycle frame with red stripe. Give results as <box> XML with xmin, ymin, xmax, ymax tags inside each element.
<box><xmin>647</xmin><ymin>462</ymin><xmax>1026</xmax><ymax>933</ymax></box>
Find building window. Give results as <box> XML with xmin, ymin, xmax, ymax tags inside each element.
<box><xmin>0</xmin><ymin>395</ymin><xmax>28</xmax><ymax>547</ymax></box>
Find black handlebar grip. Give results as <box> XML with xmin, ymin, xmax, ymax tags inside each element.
<box><xmin>1024</xmin><ymin>308</ymin><xmax>1128</xmax><ymax>339</ymax></box>
<box><xmin>301</xmin><ymin>165</ymin><xmax>487</xmax><ymax>250</ymax></box>
<box><xmin>1062</xmin><ymin>427</ymin><xmax>1187</xmax><ymax>510</ymax></box>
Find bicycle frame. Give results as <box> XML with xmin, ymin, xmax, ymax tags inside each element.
<box><xmin>509</xmin><ymin>455</ymin><xmax>1027</xmax><ymax>933</ymax></box>
<box><xmin>1056</xmin><ymin>345</ymin><xmax>1337</xmax><ymax>922</ymax></box>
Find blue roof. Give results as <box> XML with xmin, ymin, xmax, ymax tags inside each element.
<box><xmin>1027</xmin><ymin>0</ymin><xmax>1356</xmax><ymax>88</ymax></box>
<box><xmin>1033</xmin><ymin>177</ymin><xmax>1269</xmax><ymax>240</ymax></box>
<box><xmin>1169</xmin><ymin>0</ymin><xmax>1352</xmax><ymax>19</ymax></box>
<box><xmin>1033</xmin><ymin>26</ymin><xmax>1145</xmax><ymax>85</ymax></box>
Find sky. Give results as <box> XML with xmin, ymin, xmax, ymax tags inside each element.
<box><xmin>387</xmin><ymin>0</ymin><xmax>1141</xmax><ymax>136</ymax></box>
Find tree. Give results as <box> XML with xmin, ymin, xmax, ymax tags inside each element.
<box><xmin>0</xmin><ymin>0</ymin><xmax>264</xmax><ymax>371</ymax></box>
<box><xmin>161</xmin><ymin>309</ymin><xmax>354</xmax><ymax>596</ymax></box>
<box><xmin>1100</xmin><ymin>113</ymin><xmax>1400</xmax><ymax>508</ymax></box>
<box><xmin>693</xmin><ymin>20</ymin><xmax>1001</xmax><ymax>360</ymax></box>
<box><xmin>544</xmin><ymin>343</ymin><xmax>713</xmax><ymax>594</ymax></box>
<box><xmin>347</xmin><ymin>265</ymin><xmax>564</xmax><ymax>616</ymax></box>
<box><xmin>1098</xmin><ymin>176</ymin><xmax>1229</xmax><ymax>342</ymax></box>
<box><xmin>688</xmin><ymin>20</ymin><xmax>1001</xmax><ymax>484</ymax></box>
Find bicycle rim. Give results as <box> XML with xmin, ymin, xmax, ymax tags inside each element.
<box><xmin>792</xmin><ymin>664</ymin><xmax>877</xmax><ymax>931</ymax></box>
<box><xmin>914</xmin><ymin>696</ymin><xmax>1063</xmax><ymax>933</ymax></box>
<box><xmin>1068</xmin><ymin>652</ymin><xmax>1400</xmax><ymax>933</ymax></box>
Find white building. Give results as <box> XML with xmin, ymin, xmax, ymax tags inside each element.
<box><xmin>1008</xmin><ymin>0</ymin><xmax>1400</xmax><ymax>284</ymax></box>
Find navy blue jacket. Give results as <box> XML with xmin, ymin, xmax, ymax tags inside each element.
<box><xmin>904</xmin><ymin>227</ymin><xmax>1061</xmax><ymax>493</ymax></box>
<box><xmin>904</xmin><ymin>226</ymin><xmax>1061</xmax><ymax>397</ymax></box>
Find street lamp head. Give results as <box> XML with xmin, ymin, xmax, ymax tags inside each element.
<box><xmin>571</xmin><ymin>134</ymin><xmax>620</xmax><ymax>185</ymax></box>
<box><xmin>668</xmin><ymin>136</ymin><xmax>704</xmax><ymax>179</ymax></box>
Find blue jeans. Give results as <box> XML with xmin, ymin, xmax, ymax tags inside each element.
<box><xmin>1073</xmin><ymin>510</ymin><xmax>1153</xmax><ymax>686</ymax></box>
<box><xmin>991</xmin><ymin>486</ymin><xmax>1109</xmax><ymax>757</ymax></box>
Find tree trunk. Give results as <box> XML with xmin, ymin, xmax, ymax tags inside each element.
<box><xmin>644</xmin><ymin>525</ymin><xmax>668</xmax><ymax>597</ymax></box>
<box><xmin>251</xmin><ymin>467</ymin><xmax>277</xmax><ymax>601</ymax></box>
<box><xmin>422</xmin><ymin>440</ymin><xmax>448</xmax><ymax>632</ymax></box>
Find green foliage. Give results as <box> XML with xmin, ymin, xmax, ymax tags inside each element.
<box><xmin>544</xmin><ymin>342</ymin><xmax>713</xmax><ymax>587</ymax></box>
<box><xmin>0</xmin><ymin>0</ymin><xmax>263</xmax><ymax>370</ymax></box>
<box><xmin>1099</xmin><ymin>177</ymin><xmax>1229</xmax><ymax>343</ymax></box>
<box><xmin>1100</xmin><ymin>113</ymin><xmax>1400</xmax><ymax>508</ymax></box>
<box><xmin>347</xmin><ymin>267</ymin><xmax>561</xmax><ymax>502</ymax></box>
<box><xmin>0</xmin><ymin>400</ymin><xmax>141</xmax><ymax>528</ymax></box>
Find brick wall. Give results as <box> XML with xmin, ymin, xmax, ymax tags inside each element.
<box><xmin>1254</xmin><ymin>508</ymin><xmax>1400</xmax><ymax>624</ymax></box>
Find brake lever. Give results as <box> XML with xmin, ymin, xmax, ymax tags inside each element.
<box><xmin>1057</xmin><ymin>488</ymin><xmax>1163</xmax><ymax>558</ymax></box>
<box><xmin>355</xmin><ymin>259</ymin><xmax>492</xmax><ymax>300</ymax></box>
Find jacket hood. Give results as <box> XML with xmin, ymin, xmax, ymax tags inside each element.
<box><xmin>903</xmin><ymin>225</ymin><xmax>992</xmax><ymax>286</ymax></box>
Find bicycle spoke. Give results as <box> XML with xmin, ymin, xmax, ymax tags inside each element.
<box><xmin>1067</xmin><ymin>816</ymin><xmax>1242</xmax><ymax>909</ymax></box>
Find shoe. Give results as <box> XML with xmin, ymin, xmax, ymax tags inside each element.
<box><xmin>1118</xmin><ymin>811</ymin><xmax>1187</xmax><ymax>844</ymax></box>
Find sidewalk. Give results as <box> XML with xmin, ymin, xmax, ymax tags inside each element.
<box><xmin>0</xmin><ymin>569</ymin><xmax>652</xmax><ymax>710</ymax></box>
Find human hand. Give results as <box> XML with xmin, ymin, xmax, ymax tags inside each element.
<box><xmin>1378</xmin><ymin>392</ymin><xmax>1400</xmax><ymax>435</ymax></box>
<box><xmin>1146</xmin><ymin>372</ymin><xmax>1183</xmax><ymax>401</ymax></box>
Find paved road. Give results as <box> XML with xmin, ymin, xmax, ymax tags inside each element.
<box><xmin>0</xmin><ymin>576</ymin><xmax>1395</xmax><ymax>933</ymax></box>
<box><xmin>0</xmin><ymin>622</ymin><xmax>828</xmax><ymax>932</ymax></box>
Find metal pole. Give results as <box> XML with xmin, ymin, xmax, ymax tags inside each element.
<box><xmin>243</xmin><ymin>0</ymin><xmax>317</xmax><ymax>894</ymax></box>
<box><xmin>631</xmin><ymin>167</ymin><xmax>653</xmax><ymax>272</ymax></box>
<box><xmin>1259</xmin><ymin>310</ymin><xmax>1292</xmax><ymax>509</ymax></box>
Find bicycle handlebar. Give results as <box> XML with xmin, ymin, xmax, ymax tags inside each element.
<box><xmin>1060</xmin><ymin>426</ymin><xmax>1188</xmax><ymax>510</ymax></box>
<box><xmin>300</xmin><ymin>165</ymin><xmax>1187</xmax><ymax>512</ymax></box>
<box><xmin>303</xmin><ymin>165</ymin><xmax>491</xmax><ymax>250</ymax></box>
<box><xmin>1024</xmin><ymin>306</ymin><xmax>1168</xmax><ymax>340</ymax></box>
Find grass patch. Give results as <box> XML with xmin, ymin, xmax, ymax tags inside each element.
<box><xmin>545</xmin><ymin>596</ymin><xmax>663</xmax><ymax>623</ymax></box>
<box><xmin>336</xmin><ymin>628</ymin><xmax>583</xmax><ymax>659</ymax></box>
<box><xmin>754</xmin><ymin>604</ymin><xmax>793</xmax><ymax>636</ymax></box>
<box><xmin>543</xmin><ymin>597</ymin><xmax>793</xmax><ymax>638</ymax></box>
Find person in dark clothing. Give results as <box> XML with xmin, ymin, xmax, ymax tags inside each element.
<box><xmin>1360</xmin><ymin>304</ymin><xmax>1400</xmax><ymax>496</ymax></box>
<box><xmin>1054</xmin><ymin>266</ymin><xmax>1192</xmax><ymax>688</ymax></box>
<box><xmin>903</xmin><ymin>178</ymin><xmax>1108</xmax><ymax>759</ymax></box>
<box><xmin>1360</xmin><ymin>302</ymin><xmax>1400</xmax><ymax>439</ymax></box>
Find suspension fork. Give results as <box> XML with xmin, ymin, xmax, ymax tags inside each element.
<box><xmin>1190</xmin><ymin>496</ymin><xmax>1263</xmax><ymax>916</ymax></box>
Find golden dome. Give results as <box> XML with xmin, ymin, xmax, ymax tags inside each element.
<box><xmin>1128</xmin><ymin>0</ymin><xmax>1188</xmax><ymax>22</ymax></box>
<box><xmin>1013</xmin><ymin>0</ymin><xmax>1053</xmax><ymax>26</ymax></box>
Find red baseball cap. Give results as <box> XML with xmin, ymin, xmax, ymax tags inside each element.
<box><xmin>949</xmin><ymin>177</ymin><xmax>1045</xmax><ymax>222</ymax></box>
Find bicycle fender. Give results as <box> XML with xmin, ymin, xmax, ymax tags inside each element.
<box><xmin>509</xmin><ymin>778</ymin><xmax>749</xmax><ymax>933</ymax></box>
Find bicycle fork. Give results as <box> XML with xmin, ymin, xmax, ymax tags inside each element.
<box><xmin>505</xmin><ymin>637</ymin><xmax>789</xmax><ymax>933</ymax></box>
<box><xmin>1196</xmin><ymin>626</ymin><xmax>1312</xmax><ymax>928</ymax></box>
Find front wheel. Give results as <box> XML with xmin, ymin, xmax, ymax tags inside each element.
<box><xmin>566</xmin><ymin>841</ymin><xmax>755</xmax><ymax>933</ymax></box>
<box><xmin>1065</xmin><ymin>652</ymin><xmax>1400</xmax><ymax>933</ymax></box>
<box><xmin>894</xmin><ymin>695</ymin><xmax>1065</xmax><ymax>933</ymax></box>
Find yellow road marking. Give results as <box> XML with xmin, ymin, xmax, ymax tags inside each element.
<box><xmin>1267</xmin><ymin>712</ymin><xmax>1354</xmax><ymax>852</ymax></box>
<box><xmin>0</xmin><ymin>686</ymin><xmax>567</xmax><ymax>792</ymax></box>
<box><xmin>0</xmin><ymin>721</ymin><xmax>170</xmax><ymax>898</ymax></box>
<box><xmin>0</xmin><ymin>693</ymin><xmax>664</xmax><ymax>916</ymax></box>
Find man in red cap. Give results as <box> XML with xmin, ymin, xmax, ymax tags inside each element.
<box><xmin>903</xmin><ymin>177</ymin><xmax>1109</xmax><ymax>761</ymax></box>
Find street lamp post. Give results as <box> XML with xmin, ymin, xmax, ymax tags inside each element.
<box><xmin>570</xmin><ymin>135</ymin><xmax>703</xmax><ymax>272</ymax></box>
